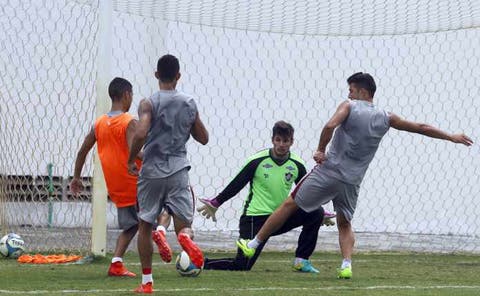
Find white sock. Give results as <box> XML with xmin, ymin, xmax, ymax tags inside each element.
<box><xmin>142</xmin><ymin>273</ymin><xmax>153</xmax><ymax>284</ymax></box>
<box><xmin>294</xmin><ymin>257</ymin><xmax>305</xmax><ymax>265</ymax></box>
<box><xmin>341</xmin><ymin>259</ymin><xmax>352</xmax><ymax>269</ymax></box>
<box><xmin>111</xmin><ymin>257</ymin><xmax>122</xmax><ymax>263</ymax></box>
<box><xmin>156</xmin><ymin>225</ymin><xmax>166</xmax><ymax>234</ymax></box>
<box><xmin>247</xmin><ymin>237</ymin><xmax>262</xmax><ymax>249</ymax></box>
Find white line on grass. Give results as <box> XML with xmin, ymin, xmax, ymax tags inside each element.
<box><xmin>1</xmin><ymin>286</ymin><xmax>480</xmax><ymax>294</ymax></box>
<box><xmin>14</xmin><ymin>259</ymin><xmax>362</xmax><ymax>268</ymax></box>
<box><xmin>125</xmin><ymin>259</ymin><xmax>370</xmax><ymax>266</ymax></box>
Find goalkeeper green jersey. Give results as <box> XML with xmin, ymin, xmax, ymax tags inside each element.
<box><xmin>216</xmin><ymin>149</ymin><xmax>307</xmax><ymax>216</ymax></box>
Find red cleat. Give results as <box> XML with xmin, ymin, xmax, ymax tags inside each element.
<box><xmin>152</xmin><ymin>230</ymin><xmax>172</xmax><ymax>263</ymax></box>
<box><xmin>107</xmin><ymin>262</ymin><xmax>136</xmax><ymax>277</ymax></box>
<box><xmin>134</xmin><ymin>282</ymin><xmax>153</xmax><ymax>294</ymax></box>
<box><xmin>177</xmin><ymin>233</ymin><xmax>204</xmax><ymax>268</ymax></box>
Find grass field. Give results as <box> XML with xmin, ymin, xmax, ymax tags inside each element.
<box><xmin>1</xmin><ymin>251</ymin><xmax>479</xmax><ymax>295</ymax></box>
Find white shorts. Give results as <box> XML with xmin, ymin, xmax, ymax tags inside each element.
<box><xmin>137</xmin><ymin>168</ymin><xmax>194</xmax><ymax>224</ymax></box>
<box><xmin>292</xmin><ymin>166</ymin><xmax>360</xmax><ymax>221</ymax></box>
<box><xmin>117</xmin><ymin>205</ymin><xmax>138</xmax><ymax>230</ymax></box>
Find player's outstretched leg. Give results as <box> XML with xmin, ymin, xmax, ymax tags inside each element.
<box><xmin>152</xmin><ymin>226</ymin><xmax>172</xmax><ymax>263</ymax></box>
<box><xmin>177</xmin><ymin>232</ymin><xmax>204</xmax><ymax>268</ymax></box>
<box><xmin>177</xmin><ymin>231</ymin><xmax>204</xmax><ymax>268</ymax></box>
<box><xmin>238</xmin><ymin>196</ymin><xmax>299</xmax><ymax>258</ymax></box>
<box><xmin>236</xmin><ymin>239</ymin><xmax>256</xmax><ymax>258</ymax></box>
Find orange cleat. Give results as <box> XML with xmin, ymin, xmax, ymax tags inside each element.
<box><xmin>177</xmin><ymin>233</ymin><xmax>204</xmax><ymax>268</ymax></box>
<box><xmin>107</xmin><ymin>262</ymin><xmax>136</xmax><ymax>277</ymax></box>
<box><xmin>134</xmin><ymin>282</ymin><xmax>153</xmax><ymax>294</ymax></box>
<box><xmin>152</xmin><ymin>230</ymin><xmax>172</xmax><ymax>263</ymax></box>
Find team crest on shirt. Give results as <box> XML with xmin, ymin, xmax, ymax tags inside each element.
<box><xmin>286</xmin><ymin>166</ymin><xmax>295</xmax><ymax>171</ymax></box>
<box><xmin>285</xmin><ymin>172</ymin><xmax>293</xmax><ymax>182</ymax></box>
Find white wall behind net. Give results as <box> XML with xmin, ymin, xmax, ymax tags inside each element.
<box><xmin>1</xmin><ymin>0</ymin><xmax>479</xmax><ymax>253</ymax></box>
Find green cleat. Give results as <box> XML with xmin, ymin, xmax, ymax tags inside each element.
<box><xmin>337</xmin><ymin>266</ymin><xmax>352</xmax><ymax>279</ymax></box>
<box><xmin>292</xmin><ymin>259</ymin><xmax>319</xmax><ymax>273</ymax></box>
<box><xmin>236</xmin><ymin>239</ymin><xmax>256</xmax><ymax>258</ymax></box>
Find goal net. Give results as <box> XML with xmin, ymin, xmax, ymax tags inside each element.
<box><xmin>1</xmin><ymin>0</ymin><xmax>479</xmax><ymax>254</ymax></box>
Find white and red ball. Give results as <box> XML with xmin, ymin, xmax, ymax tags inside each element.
<box><xmin>175</xmin><ymin>251</ymin><xmax>203</xmax><ymax>277</ymax></box>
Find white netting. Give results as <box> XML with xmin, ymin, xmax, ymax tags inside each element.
<box><xmin>0</xmin><ymin>0</ymin><xmax>99</xmax><ymax>252</ymax></box>
<box><xmin>1</xmin><ymin>0</ymin><xmax>479</xmax><ymax>253</ymax></box>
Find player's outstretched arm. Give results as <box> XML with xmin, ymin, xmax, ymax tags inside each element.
<box><xmin>197</xmin><ymin>159</ymin><xmax>257</xmax><ymax>221</ymax></box>
<box><xmin>127</xmin><ymin>99</ymin><xmax>152</xmax><ymax>175</ymax></box>
<box><xmin>314</xmin><ymin>100</ymin><xmax>351</xmax><ymax>164</ymax></box>
<box><xmin>197</xmin><ymin>198</ymin><xmax>219</xmax><ymax>222</ymax></box>
<box><xmin>389</xmin><ymin>113</ymin><xmax>473</xmax><ymax>146</ymax></box>
<box><xmin>191</xmin><ymin>112</ymin><xmax>209</xmax><ymax>145</ymax></box>
<box><xmin>71</xmin><ymin>128</ymin><xmax>96</xmax><ymax>195</ymax></box>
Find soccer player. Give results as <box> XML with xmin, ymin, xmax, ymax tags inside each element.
<box><xmin>197</xmin><ymin>121</ymin><xmax>335</xmax><ymax>273</ymax></box>
<box><xmin>127</xmin><ymin>54</ymin><xmax>209</xmax><ymax>293</ymax></box>
<box><xmin>70</xmin><ymin>77</ymin><xmax>141</xmax><ymax>277</ymax></box>
<box><xmin>71</xmin><ymin>78</ymin><xmax>172</xmax><ymax>277</ymax></box>
<box><xmin>237</xmin><ymin>72</ymin><xmax>473</xmax><ymax>279</ymax></box>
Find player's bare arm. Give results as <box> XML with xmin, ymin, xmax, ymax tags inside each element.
<box><xmin>71</xmin><ymin>128</ymin><xmax>96</xmax><ymax>195</ymax></box>
<box><xmin>314</xmin><ymin>100</ymin><xmax>351</xmax><ymax>164</ymax></box>
<box><xmin>126</xmin><ymin>119</ymin><xmax>144</xmax><ymax>160</ymax></box>
<box><xmin>389</xmin><ymin>113</ymin><xmax>473</xmax><ymax>146</ymax></box>
<box><xmin>190</xmin><ymin>112</ymin><xmax>209</xmax><ymax>145</ymax></box>
<box><xmin>127</xmin><ymin>99</ymin><xmax>152</xmax><ymax>175</ymax></box>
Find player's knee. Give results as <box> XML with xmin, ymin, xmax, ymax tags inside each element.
<box><xmin>282</xmin><ymin>196</ymin><xmax>298</xmax><ymax>211</ymax></box>
<box><xmin>124</xmin><ymin>224</ymin><xmax>138</xmax><ymax>234</ymax></box>
<box><xmin>138</xmin><ymin>219</ymin><xmax>153</xmax><ymax>232</ymax></box>
<box><xmin>285</xmin><ymin>195</ymin><xmax>296</xmax><ymax>206</ymax></box>
<box><xmin>336</xmin><ymin>215</ymin><xmax>351</xmax><ymax>230</ymax></box>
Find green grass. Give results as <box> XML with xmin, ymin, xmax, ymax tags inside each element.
<box><xmin>1</xmin><ymin>252</ymin><xmax>479</xmax><ymax>295</ymax></box>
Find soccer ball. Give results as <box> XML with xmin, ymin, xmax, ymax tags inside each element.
<box><xmin>0</xmin><ymin>233</ymin><xmax>26</xmax><ymax>259</ymax></box>
<box><xmin>175</xmin><ymin>251</ymin><xmax>203</xmax><ymax>277</ymax></box>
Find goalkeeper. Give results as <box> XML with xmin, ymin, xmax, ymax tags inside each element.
<box><xmin>198</xmin><ymin>121</ymin><xmax>335</xmax><ymax>272</ymax></box>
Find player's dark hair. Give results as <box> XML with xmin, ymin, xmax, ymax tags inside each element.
<box><xmin>108</xmin><ymin>77</ymin><xmax>132</xmax><ymax>101</ymax></box>
<box><xmin>157</xmin><ymin>54</ymin><xmax>180</xmax><ymax>83</ymax></box>
<box><xmin>272</xmin><ymin>121</ymin><xmax>294</xmax><ymax>140</ymax></box>
<box><xmin>347</xmin><ymin>72</ymin><xmax>376</xmax><ymax>97</ymax></box>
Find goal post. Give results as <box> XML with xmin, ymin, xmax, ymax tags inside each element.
<box><xmin>90</xmin><ymin>0</ymin><xmax>113</xmax><ymax>257</ymax></box>
<box><xmin>0</xmin><ymin>0</ymin><xmax>479</xmax><ymax>255</ymax></box>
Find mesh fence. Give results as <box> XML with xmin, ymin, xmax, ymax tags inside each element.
<box><xmin>1</xmin><ymin>0</ymin><xmax>479</xmax><ymax>254</ymax></box>
<box><xmin>0</xmin><ymin>0</ymin><xmax>99</xmax><ymax>252</ymax></box>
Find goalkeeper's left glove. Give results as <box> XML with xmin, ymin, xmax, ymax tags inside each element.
<box><xmin>197</xmin><ymin>197</ymin><xmax>220</xmax><ymax>222</ymax></box>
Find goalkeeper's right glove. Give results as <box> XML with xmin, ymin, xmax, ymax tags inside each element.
<box><xmin>321</xmin><ymin>210</ymin><xmax>336</xmax><ymax>226</ymax></box>
<box><xmin>197</xmin><ymin>197</ymin><xmax>220</xmax><ymax>222</ymax></box>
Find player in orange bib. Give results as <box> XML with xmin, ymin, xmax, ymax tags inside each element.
<box><xmin>70</xmin><ymin>77</ymin><xmax>172</xmax><ymax>277</ymax></box>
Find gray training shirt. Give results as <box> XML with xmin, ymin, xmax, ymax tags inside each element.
<box><xmin>140</xmin><ymin>89</ymin><xmax>198</xmax><ymax>178</ymax></box>
<box><xmin>322</xmin><ymin>99</ymin><xmax>390</xmax><ymax>185</ymax></box>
